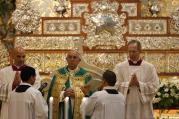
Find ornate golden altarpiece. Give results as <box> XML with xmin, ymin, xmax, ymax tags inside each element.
<box><xmin>4</xmin><ymin>0</ymin><xmax>178</xmax><ymax>75</ymax></box>
<box><xmin>0</xmin><ymin>0</ymin><xmax>179</xmax><ymax>118</ymax></box>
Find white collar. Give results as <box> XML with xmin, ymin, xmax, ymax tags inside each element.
<box><xmin>20</xmin><ymin>82</ymin><xmax>32</xmax><ymax>87</ymax></box>
<box><xmin>68</xmin><ymin>66</ymin><xmax>79</xmax><ymax>75</ymax></box>
<box><xmin>103</xmin><ymin>86</ymin><xmax>116</xmax><ymax>90</ymax></box>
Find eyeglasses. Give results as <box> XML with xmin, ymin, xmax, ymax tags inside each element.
<box><xmin>16</xmin><ymin>55</ymin><xmax>26</xmax><ymax>58</ymax></box>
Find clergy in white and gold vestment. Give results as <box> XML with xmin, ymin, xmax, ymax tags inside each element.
<box><xmin>80</xmin><ymin>70</ymin><xmax>125</xmax><ymax>119</ymax></box>
<box><xmin>114</xmin><ymin>40</ymin><xmax>160</xmax><ymax>119</ymax></box>
<box><xmin>47</xmin><ymin>50</ymin><xmax>93</xmax><ymax>119</ymax></box>
<box><xmin>0</xmin><ymin>47</ymin><xmax>41</xmax><ymax>119</ymax></box>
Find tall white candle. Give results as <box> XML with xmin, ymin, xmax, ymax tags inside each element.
<box><xmin>49</xmin><ymin>97</ymin><xmax>53</xmax><ymax>119</ymax></box>
<box><xmin>82</xmin><ymin>97</ymin><xmax>87</xmax><ymax>119</ymax></box>
<box><xmin>65</xmin><ymin>97</ymin><xmax>69</xmax><ymax>119</ymax></box>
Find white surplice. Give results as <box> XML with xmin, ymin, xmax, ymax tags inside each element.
<box><xmin>0</xmin><ymin>66</ymin><xmax>41</xmax><ymax>119</ymax></box>
<box><xmin>114</xmin><ymin>60</ymin><xmax>160</xmax><ymax>119</ymax></box>
<box><xmin>80</xmin><ymin>86</ymin><xmax>125</xmax><ymax>119</ymax></box>
<box><xmin>8</xmin><ymin>83</ymin><xmax>48</xmax><ymax>119</ymax></box>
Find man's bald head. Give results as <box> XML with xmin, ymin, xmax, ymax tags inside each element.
<box><xmin>13</xmin><ymin>47</ymin><xmax>25</xmax><ymax>54</ymax></box>
<box><xmin>66</xmin><ymin>50</ymin><xmax>81</xmax><ymax>70</ymax></box>
<box><xmin>13</xmin><ymin>47</ymin><xmax>26</xmax><ymax>67</ymax></box>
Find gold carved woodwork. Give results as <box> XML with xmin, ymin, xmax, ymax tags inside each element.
<box><xmin>6</xmin><ymin>0</ymin><xmax>179</xmax><ymax>77</ymax></box>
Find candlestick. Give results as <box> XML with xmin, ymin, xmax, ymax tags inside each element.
<box><xmin>82</xmin><ymin>97</ymin><xmax>87</xmax><ymax>119</ymax></box>
<box><xmin>65</xmin><ymin>97</ymin><xmax>69</xmax><ymax>119</ymax></box>
<box><xmin>49</xmin><ymin>97</ymin><xmax>53</xmax><ymax>119</ymax></box>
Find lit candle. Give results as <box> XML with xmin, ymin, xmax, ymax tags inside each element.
<box><xmin>49</xmin><ymin>97</ymin><xmax>53</xmax><ymax>119</ymax></box>
<box><xmin>82</xmin><ymin>97</ymin><xmax>87</xmax><ymax>119</ymax></box>
<box><xmin>65</xmin><ymin>97</ymin><xmax>69</xmax><ymax>119</ymax></box>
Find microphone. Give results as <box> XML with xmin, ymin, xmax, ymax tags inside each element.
<box><xmin>38</xmin><ymin>82</ymin><xmax>48</xmax><ymax>92</ymax></box>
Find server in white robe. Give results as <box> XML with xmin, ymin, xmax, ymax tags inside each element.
<box><xmin>0</xmin><ymin>47</ymin><xmax>41</xmax><ymax>119</ymax></box>
<box><xmin>8</xmin><ymin>66</ymin><xmax>48</xmax><ymax>119</ymax></box>
<box><xmin>114</xmin><ymin>40</ymin><xmax>160</xmax><ymax>119</ymax></box>
<box><xmin>80</xmin><ymin>70</ymin><xmax>125</xmax><ymax>119</ymax></box>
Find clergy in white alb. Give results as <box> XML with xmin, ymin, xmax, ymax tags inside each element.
<box><xmin>114</xmin><ymin>40</ymin><xmax>160</xmax><ymax>119</ymax></box>
<box><xmin>8</xmin><ymin>66</ymin><xmax>48</xmax><ymax>119</ymax></box>
<box><xmin>80</xmin><ymin>70</ymin><xmax>125</xmax><ymax>119</ymax></box>
<box><xmin>0</xmin><ymin>47</ymin><xmax>41</xmax><ymax>119</ymax></box>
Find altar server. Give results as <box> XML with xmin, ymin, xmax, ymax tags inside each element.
<box><xmin>80</xmin><ymin>70</ymin><xmax>125</xmax><ymax>119</ymax></box>
<box><xmin>8</xmin><ymin>66</ymin><xmax>48</xmax><ymax>119</ymax></box>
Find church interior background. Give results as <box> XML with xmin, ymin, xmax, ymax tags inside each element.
<box><xmin>0</xmin><ymin>0</ymin><xmax>179</xmax><ymax>118</ymax></box>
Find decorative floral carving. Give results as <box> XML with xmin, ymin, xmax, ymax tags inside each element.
<box><xmin>26</xmin><ymin>52</ymin><xmax>67</xmax><ymax>73</ymax></box>
<box><xmin>127</xmin><ymin>37</ymin><xmax>179</xmax><ymax>49</ymax></box>
<box><xmin>73</xmin><ymin>3</ymin><xmax>88</xmax><ymax>17</ymax></box>
<box><xmin>168</xmin><ymin>54</ymin><xmax>179</xmax><ymax>72</ymax></box>
<box><xmin>144</xmin><ymin>53</ymin><xmax>166</xmax><ymax>73</ymax></box>
<box><xmin>15</xmin><ymin>36</ymin><xmax>81</xmax><ymax>50</ymax></box>
<box><xmin>170</xmin><ymin>9</ymin><xmax>179</xmax><ymax>34</ymax></box>
<box><xmin>26</xmin><ymin>53</ymin><xmax>44</xmax><ymax>72</ymax></box>
<box><xmin>82</xmin><ymin>0</ymin><xmax>126</xmax><ymax>49</ymax></box>
<box><xmin>121</xmin><ymin>3</ymin><xmax>137</xmax><ymax>17</ymax></box>
<box><xmin>24</xmin><ymin>52</ymin><xmax>179</xmax><ymax>74</ymax></box>
<box><xmin>12</xmin><ymin>0</ymin><xmax>40</xmax><ymax>33</ymax></box>
<box><xmin>30</xmin><ymin>0</ymin><xmax>71</xmax><ymax>17</ymax></box>
<box><xmin>83</xmin><ymin>53</ymin><xmax>127</xmax><ymax>70</ymax></box>
<box><xmin>0</xmin><ymin>42</ymin><xmax>9</xmax><ymax>69</ymax></box>
<box><xmin>128</xmin><ymin>20</ymin><xmax>167</xmax><ymax>34</ymax></box>
<box><xmin>43</xmin><ymin>19</ymin><xmax>80</xmax><ymax>34</ymax></box>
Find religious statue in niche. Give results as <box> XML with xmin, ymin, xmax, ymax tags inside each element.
<box><xmin>54</xmin><ymin>0</ymin><xmax>71</xmax><ymax>17</ymax></box>
<box><xmin>83</xmin><ymin>0</ymin><xmax>127</xmax><ymax>49</ymax></box>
